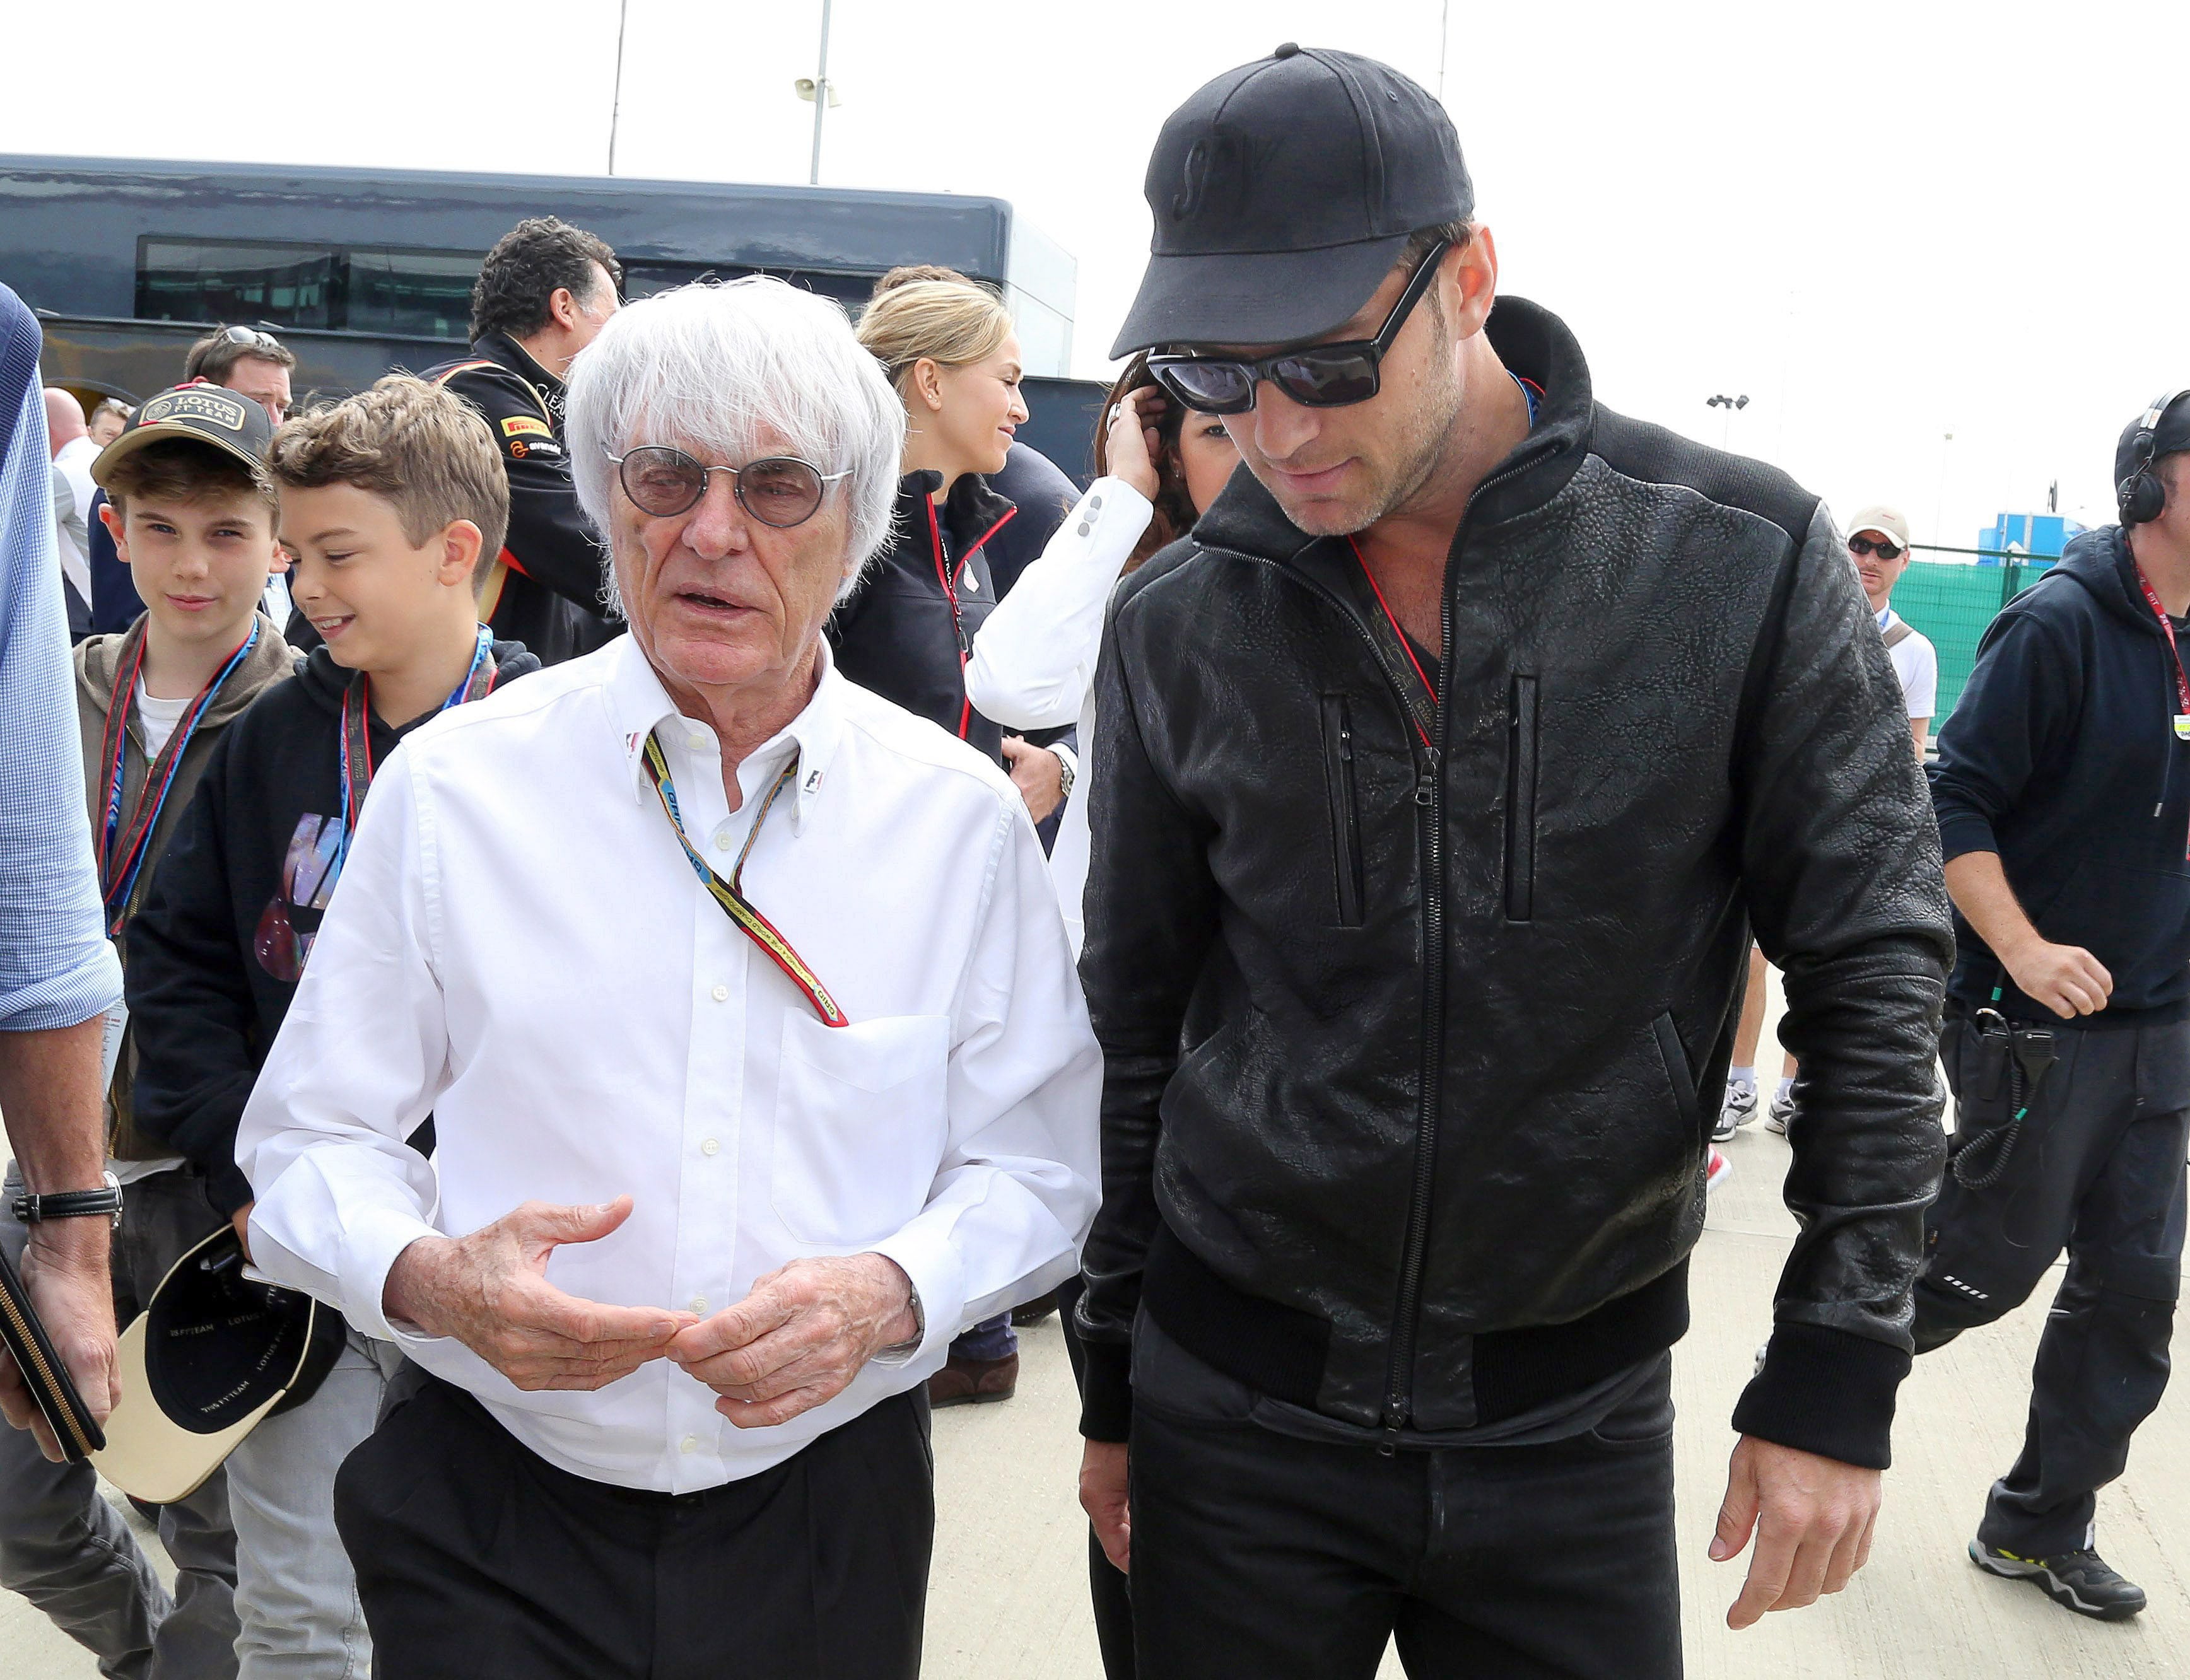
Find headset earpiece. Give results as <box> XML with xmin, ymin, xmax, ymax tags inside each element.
<box><xmin>2120</xmin><ymin>389</ymin><xmax>2190</xmax><ymax>525</ymax></box>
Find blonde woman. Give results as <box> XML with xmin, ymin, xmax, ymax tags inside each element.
<box><xmin>839</xmin><ymin>269</ymin><xmax>1078</xmax><ymax>1408</ymax></box>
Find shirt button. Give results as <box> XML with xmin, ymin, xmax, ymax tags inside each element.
<box><xmin>688</xmin><ymin>1295</ymin><xmax>708</xmax><ymax>1314</ymax></box>
<box><xmin>1076</xmin><ymin>522</ymin><xmax>1091</xmax><ymax>537</ymax></box>
<box><xmin>701</xmin><ymin>1138</ymin><xmax>720</xmax><ymax>1157</ymax></box>
<box><xmin>1089</xmin><ymin>494</ymin><xmax>1103</xmax><ymax>511</ymax></box>
<box><xmin>686</xmin><ymin>730</ymin><xmax>708</xmax><ymax>751</ymax></box>
<box><xmin>711</xmin><ymin>825</ymin><xmax>734</xmax><ymax>851</ymax></box>
<box><xmin>680</xmin><ymin>1433</ymin><xmax>700</xmax><ymax>1454</ymax></box>
<box><xmin>711</xmin><ymin>984</ymin><xmax>729</xmax><ymax>1003</ymax></box>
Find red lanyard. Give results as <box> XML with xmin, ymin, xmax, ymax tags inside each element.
<box><xmin>1345</xmin><ymin>536</ymin><xmax>1437</xmax><ymax>753</ymax></box>
<box><xmin>2136</xmin><ymin>566</ymin><xmax>2190</xmax><ymax>720</ymax></box>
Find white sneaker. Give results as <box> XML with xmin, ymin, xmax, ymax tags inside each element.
<box><xmin>1714</xmin><ymin>1084</ymin><xmax>1757</xmax><ymax>1143</ymax></box>
<box><xmin>1765</xmin><ymin>1090</ymin><xmax>1797</xmax><ymax>1135</ymax></box>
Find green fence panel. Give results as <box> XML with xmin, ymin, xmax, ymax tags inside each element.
<box><xmin>1890</xmin><ymin>561</ymin><xmax>2052</xmax><ymax>722</ymax></box>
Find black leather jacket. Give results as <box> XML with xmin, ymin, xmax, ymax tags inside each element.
<box><xmin>1075</xmin><ymin>296</ymin><xmax>1952</xmax><ymax>1470</ymax></box>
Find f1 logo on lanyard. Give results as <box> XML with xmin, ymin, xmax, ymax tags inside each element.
<box><xmin>2134</xmin><ymin>565</ymin><xmax>2190</xmax><ymax>857</ymax></box>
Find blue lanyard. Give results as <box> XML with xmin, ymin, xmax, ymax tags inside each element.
<box><xmin>338</xmin><ymin>624</ymin><xmax>496</xmax><ymax>835</ymax></box>
<box><xmin>99</xmin><ymin>621</ymin><xmax>261</xmax><ymax>934</ymax></box>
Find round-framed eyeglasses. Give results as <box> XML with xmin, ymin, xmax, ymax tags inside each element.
<box><xmin>606</xmin><ymin>445</ymin><xmax>853</xmax><ymax>527</ymax></box>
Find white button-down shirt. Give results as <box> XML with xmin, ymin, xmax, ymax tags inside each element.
<box><xmin>237</xmin><ymin>634</ymin><xmax>1101</xmax><ymax>1493</ymax></box>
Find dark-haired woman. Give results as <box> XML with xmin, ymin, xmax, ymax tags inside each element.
<box><xmin>966</xmin><ymin>358</ymin><xmax>1238</xmax><ymax>953</ymax></box>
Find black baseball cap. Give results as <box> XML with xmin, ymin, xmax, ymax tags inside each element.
<box><xmin>91</xmin><ymin>1225</ymin><xmax>343</xmax><ymax>1504</ymax></box>
<box><xmin>2116</xmin><ymin>391</ymin><xmax>2190</xmax><ymax>489</ymax></box>
<box><xmin>1111</xmin><ymin>44</ymin><xmax>1473</xmax><ymax>357</ymax></box>
<box><xmin>91</xmin><ymin>379</ymin><xmax>274</xmax><ymax>489</ymax></box>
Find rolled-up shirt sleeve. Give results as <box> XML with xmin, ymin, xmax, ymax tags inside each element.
<box><xmin>236</xmin><ymin>746</ymin><xmax>446</xmax><ymax>1341</ymax></box>
<box><xmin>865</xmin><ymin>798</ymin><xmax>1102</xmax><ymax>1362</ymax></box>
<box><xmin>0</xmin><ymin>375</ymin><xmax>120</xmax><ymax>1034</ymax></box>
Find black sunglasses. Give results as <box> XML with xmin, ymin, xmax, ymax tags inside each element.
<box><xmin>606</xmin><ymin>445</ymin><xmax>852</xmax><ymax>525</ymax></box>
<box><xmin>1145</xmin><ymin>238</ymin><xmax>1453</xmax><ymax>416</ymax></box>
<box><xmin>1849</xmin><ymin>535</ymin><xmax>1905</xmax><ymax>561</ymax></box>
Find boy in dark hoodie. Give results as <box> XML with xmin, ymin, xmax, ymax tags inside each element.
<box><xmin>1</xmin><ymin>383</ymin><xmax>291</xmax><ymax>1679</ymax></box>
<box><xmin>1921</xmin><ymin>392</ymin><xmax>2190</xmax><ymax>1622</ymax></box>
<box><xmin>127</xmin><ymin>375</ymin><xmax>538</xmax><ymax>1676</ymax></box>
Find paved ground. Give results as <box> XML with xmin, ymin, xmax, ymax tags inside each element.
<box><xmin>9</xmin><ymin>975</ymin><xmax>2187</xmax><ymax>1676</ymax></box>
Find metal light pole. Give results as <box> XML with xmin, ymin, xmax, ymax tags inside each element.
<box><xmin>607</xmin><ymin>0</ymin><xmax>629</xmax><ymax>175</ymax></box>
<box><xmin>807</xmin><ymin>0</ymin><xmax>834</xmax><ymax>187</ymax></box>
<box><xmin>1934</xmin><ymin>431</ymin><xmax>1954</xmax><ymax>549</ymax></box>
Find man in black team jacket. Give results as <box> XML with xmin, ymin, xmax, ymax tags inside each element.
<box><xmin>1073</xmin><ymin>48</ymin><xmax>1951</xmax><ymax>1679</ymax></box>
<box><xmin>1916</xmin><ymin>395</ymin><xmax>2190</xmax><ymax>1622</ymax></box>
<box><xmin>421</xmin><ymin>218</ymin><xmax>623</xmax><ymax>665</ymax></box>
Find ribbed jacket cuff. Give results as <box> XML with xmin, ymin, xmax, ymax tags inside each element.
<box><xmin>1078</xmin><ymin>1338</ymin><xmax>1133</xmax><ymax>1442</ymax></box>
<box><xmin>1933</xmin><ymin>813</ymin><xmax>1999</xmax><ymax>865</ymax></box>
<box><xmin>1732</xmin><ymin>1322</ymin><xmax>1911</xmax><ymax>1470</ymax></box>
<box><xmin>208</xmin><ymin>1159</ymin><xmax>255</xmax><ymax>1218</ymax></box>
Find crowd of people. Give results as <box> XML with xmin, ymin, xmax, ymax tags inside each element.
<box><xmin>0</xmin><ymin>41</ymin><xmax>2183</xmax><ymax>1680</ymax></box>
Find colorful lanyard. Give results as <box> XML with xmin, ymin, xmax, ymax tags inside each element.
<box><xmin>339</xmin><ymin>625</ymin><xmax>498</xmax><ymax>832</ymax></box>
<box><xmin>98</xmin><ymin>621</ymin><xmax>261</xmax><ymax>935</ymax></box>
<box><xmin>640</xmin><ymin>733</ymin><xmax>849</xmax><ymax>1028</ymax></box>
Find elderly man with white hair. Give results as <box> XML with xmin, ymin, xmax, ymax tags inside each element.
<box><xmin>232</xmin><ymin>278</ymin><xmax>1101</xmax><ymax>1679</ymax></box>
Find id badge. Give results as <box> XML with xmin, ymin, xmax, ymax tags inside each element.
<box><xmin>99</xmin><ymin>998</ymin><xmax>128</xmax><ymax>1088</ymax></box>
<box><xmin>2175</xmin><ymin>714</ymin><xmax>2190</xmax><ymax>742</ymax></box>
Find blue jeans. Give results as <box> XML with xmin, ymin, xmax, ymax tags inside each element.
<box><xmin>951</xmin><ymin>1314</ymin><xmax>1017</xmax><ymax>1362</ymax></box>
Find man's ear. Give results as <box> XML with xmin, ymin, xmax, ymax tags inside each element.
<box><xmin>549</xmin><ymin>286</ymin><xmax>581</xmax><ymax>332</ymax></box>
<box><xmin>1445</xmin><ymin>226</ymin><xmax>1499</xmax><ymax>339</ymax></box>
<box><xmin>438</xmin><ymin>520</ymin><xmax>486</xmax><ymax>588</ymax></box>
<box><xmin>99</xmin><ymin>499</ymin><xmax>131</xmax><ymax>565</ymax></box>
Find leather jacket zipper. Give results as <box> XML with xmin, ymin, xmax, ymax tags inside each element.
<box><xmin>1504</xmin><ymin>675</ymin><xmax>1540</xmax><ymax>921</ymax></box>
<box><xmin>1321</xmin><ymin>696</ymin><xmax>1367</xmax><ymax>925</ymax></box>
<box><xmin>1380</xmin><ymin>448</ymin><xmax>1540</xmax><ymax>1449</ymax></box>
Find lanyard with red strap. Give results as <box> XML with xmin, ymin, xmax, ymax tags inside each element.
<box><xmin>640</xmin><ymin>735</ymin><xmax>848</xmax><ymax>1027</ymax></box>
<box><xmin>1345</xmin><ymin>535</ymin><xmax>1438</xmax><ymax>753</ymax></box>
<box><xmin>339</xmin><ymin>626</ymin><xmax>499</xmax><ymax>834</ymax></box>
<box><xmin>2135</xmin><ymin>565</ymin><xmax>2190</xmax><ymax>860</ymax></box>
<box><xmin>923</xmin><ymin>496</ymin><xmax>1016</xmax><ymax>740</ymax></box>
<box><xmin>97</xmin><ymin>621</ymin><xmax>261</xmax><ymax>935</ymax></box>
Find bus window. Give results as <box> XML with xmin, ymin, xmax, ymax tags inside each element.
<box><xmin>347</xmin><ymin>248</ymin><xmax>484</xmax><ymax>339</ymax></box>
<box><xmin>138</xmin><ymin>238</ymin><xmax>338</xmax><ymax>330</ymax></box>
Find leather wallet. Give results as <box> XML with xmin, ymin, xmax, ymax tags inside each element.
<box><xmin>0</xmin><ymin>1242</ymin><xmax>106</xmax><ymax>1461</ymax></box>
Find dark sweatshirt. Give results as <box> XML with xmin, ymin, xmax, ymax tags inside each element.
<box><xmin>1929</xmin><ymin>525</ymin><xmax>2190</xmax><ymax>1022</ymax></box>
<box><xmin>126</xmin><ymin>638</ymin><xmax>540</xmax><ymax>1211</ymax></box>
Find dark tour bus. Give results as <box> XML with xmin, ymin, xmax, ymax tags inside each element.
<box><xmin>0</xmin><ymin>155</ymin><xmax>1106</xmax><ymax>477</ymax></box>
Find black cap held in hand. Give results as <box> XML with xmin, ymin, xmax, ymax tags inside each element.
<box><xmin>1113</xmin><ymin>45</ymin><xmax>1473</xmax><ymax>356</ymax></box>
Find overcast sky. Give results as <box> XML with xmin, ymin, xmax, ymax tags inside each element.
<box><xmin>9</xmin><ymin>0</ymin><xmax>2189</xmax><ymax>548</ymax></box>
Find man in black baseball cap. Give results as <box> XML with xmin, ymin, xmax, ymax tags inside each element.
<box><xmin>1073</xmin><ymin>45</ymin><xmax>1952</xmax><ymax>1676</ymax></box>
<box><xmin>1915</xmin><ymin>392</ymin><xmax>2190</xmax><ymax>1623</ymax></box>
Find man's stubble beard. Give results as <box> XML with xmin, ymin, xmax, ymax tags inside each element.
<box><xmin>1286</xmin><ymin>318</ymin><xmax>1470</xmax><ymax>539</ymax></box>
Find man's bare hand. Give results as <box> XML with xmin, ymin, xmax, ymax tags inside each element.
<box><xmin>1</xmin><ymin>1224</ymin><xmax>118</xmax><ymax>1462</ymax></box>
<box><xmin>380</xmin><ymin>1196</ymin><xmax>691</xmax><ymax>1391</ymax></box>
<box><xmin>1712</xmin><ymin>1435</ymin><xmax>1881</xmax><ymax>1629</ymax></box>
<box><xmin>2004</xmin><ymin>936</ymin><xmax>2113</xmax><ymax>1020</ymax></box>
<box><xmin>1001</xmin><ymin>737</ymin><xmax>1065</xmax><ymax>824</ymax></box>
<box><xmin>668</xmin><ymin>1254</ymin><xmax>916</xmax><ymax>1429</ymax></box>
<box><xmin>1079</xmin><ymin>1439</ymin><xmax>1131</xmax><ymax>1572</ymax></box>
<box><xmin>231</xmin><ymin>1200</ymin><xmax>254</xmax><ymax>1262</ymax></box>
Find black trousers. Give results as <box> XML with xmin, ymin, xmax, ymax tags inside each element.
<box><xmin>1915</xmin><ymin>1011</ymin><xmax>2190</xmax><ymax>1556</ymax></box>
<box><xmin>1055</xmin><ymin>1274</ymin><xmax>1135</xmax><ymax>1680</ymax></box>
<box><xmin>333</xmin><ymin>1376</ymin><xmax>934</xmax><ymax>1680</ymax></box>
<box><xmin>1127</xmin><ymin>1363</ymin><xmax>1681</xmax><ymax>1679</ymax></box>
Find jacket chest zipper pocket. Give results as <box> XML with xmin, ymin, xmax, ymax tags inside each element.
<box><xmin>1321</xmin><ymin>695</ymin><xmax>1366</xmax><ymax>927</ymax></box>
<box><xmin>1504</xmin><ymin>674</ymin><xmax>1540</xmax><ymax>923</ymax></box>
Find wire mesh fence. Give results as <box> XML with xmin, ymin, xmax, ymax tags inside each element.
<box><xmin>1891</xmin><ymin>559</ymin><xmax>2053</xmax><ymax>722</ymax></box>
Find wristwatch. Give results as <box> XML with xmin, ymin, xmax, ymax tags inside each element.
<box><xmin>11</xmin><ymin>1171</ymin><xmax>124</xmax><ymax>1232</ymax></box>
<box><xmin>1051</xmin><ymin>743</ymin><xmax>1079</xmax><ymax>803</ymax></box>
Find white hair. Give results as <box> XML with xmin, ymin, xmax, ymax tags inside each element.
<box><xmin>564</xmin><ymin>277</ymin><xmax>905</xmax><ymax>604</ymax></box>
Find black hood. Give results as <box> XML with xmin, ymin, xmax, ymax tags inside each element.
<box><xmin>2047</xmin><ymin>524</ymin><xmax>2164</xmax><ymax>634</ymax></box>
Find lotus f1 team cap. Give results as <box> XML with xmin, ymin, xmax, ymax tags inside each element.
<box><xmin>91</xmin><ymin>380</ymin><xmax>274</xmax><ymax>489</ymax></box>
<box><xmin>1111</xmin><ymin>44</ymin><xmax>1473</xmax><ymax>357</ymax></box>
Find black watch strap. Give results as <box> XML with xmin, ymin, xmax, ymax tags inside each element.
<box><xmin>11</xmin><ymin>1171</ymin><xmax>124</xmax><ymax>1231</ymax></box>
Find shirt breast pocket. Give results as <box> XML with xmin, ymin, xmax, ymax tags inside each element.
<box><xmin>771</xmin><ymin>1013</ymin><xmax>951</xmax><ymax>1249</ymax></box>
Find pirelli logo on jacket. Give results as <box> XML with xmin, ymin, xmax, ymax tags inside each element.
<box><xmin>501</xmin><ymin>415</ymin><xmax>552</xmax><ymax>440</ymax></box>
